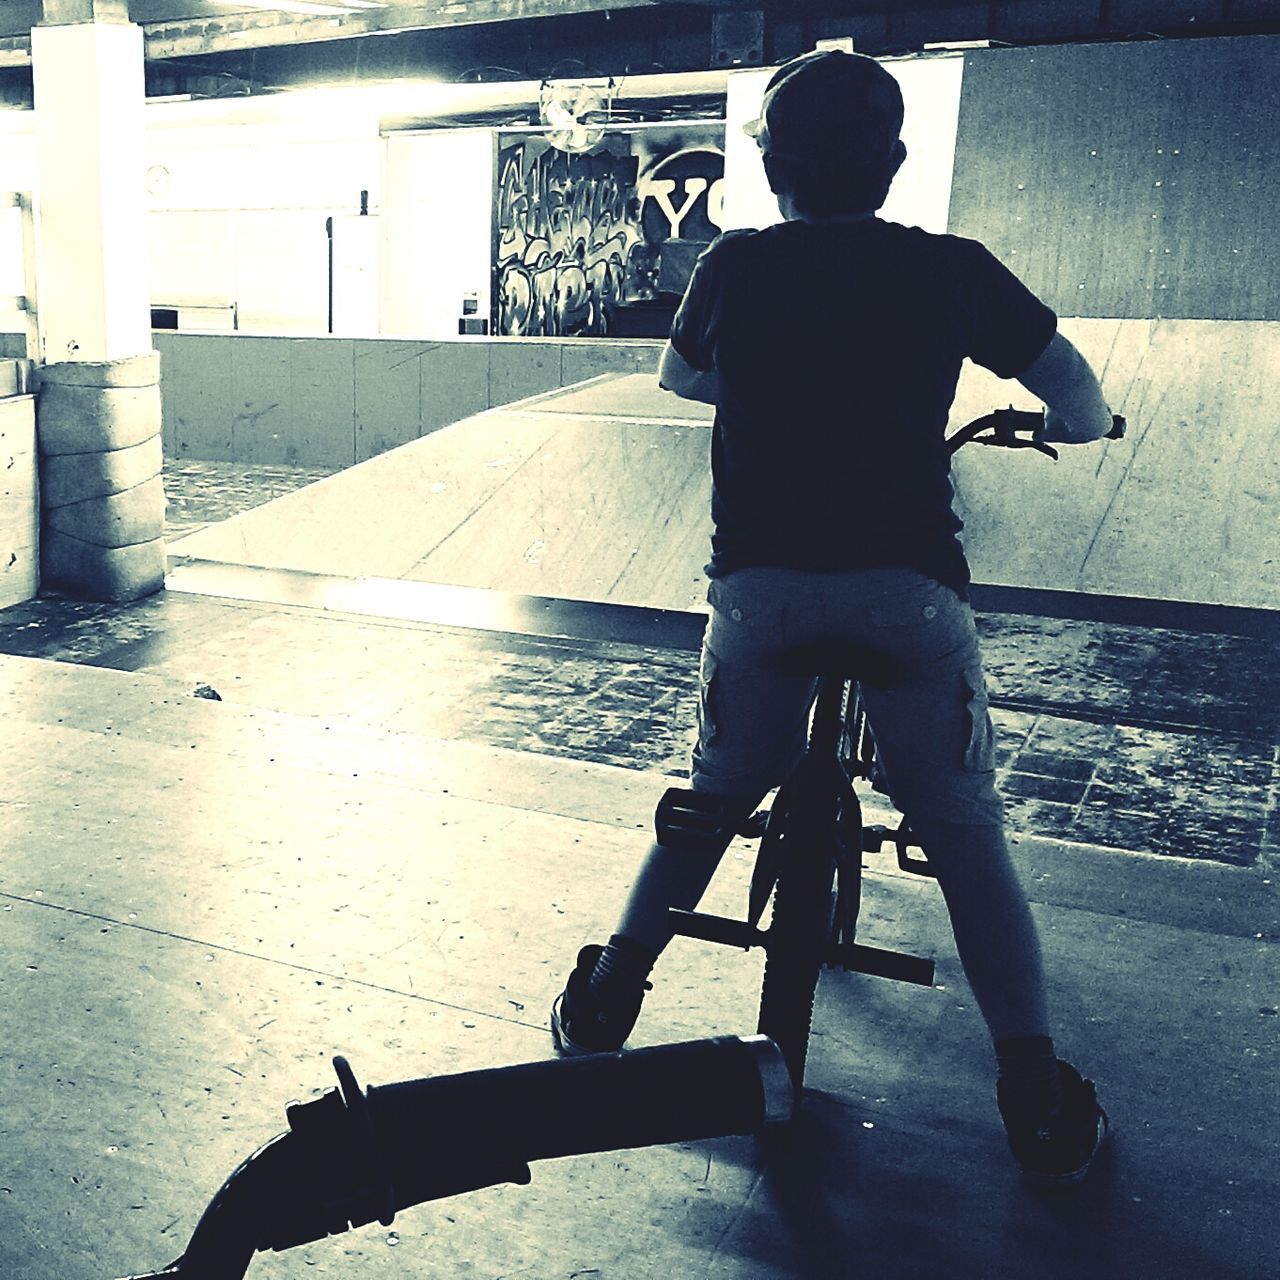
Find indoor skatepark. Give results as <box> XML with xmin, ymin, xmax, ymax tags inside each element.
<box><xmin>2</xmin><ymin>4</ymin><xmax>1279</xmax><ymax>1279</ymax></box>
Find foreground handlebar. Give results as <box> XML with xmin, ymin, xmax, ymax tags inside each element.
<box><xmin>118</xmin><ymin>1035</ymin><xmax>792</xmax><ymax>1280</ymax></box>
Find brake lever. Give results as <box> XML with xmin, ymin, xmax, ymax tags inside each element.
<box><xmin>971</xmin><ymin>434</ymin><xmax>1060</xmax><ymax>461</ymax></box>
<box><xmin>950</xmin><ymin>409</ymin><xmax>1124</xmax><ymax>461</ymax></box>
<box><xmin>1019</xmin><ymin>411</ymin><xmax>1125</xmax><ymax>456</ymax></box>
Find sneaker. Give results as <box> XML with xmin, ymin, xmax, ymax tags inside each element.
<box><xmin>997</xmin><ymin>1060</ymin><xmax>1111</xmax><ymax>1189</ymax></box>
<box><xmin>550</xmin><ymin>944</ymin><xmax>650</xmax><ymax>1056</ymax></box>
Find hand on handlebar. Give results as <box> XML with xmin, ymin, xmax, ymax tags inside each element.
<box><xmin>947</xmin><ymin>407</ymin><xmax>1125</xmax><ymax>458</ymax></box>
<box><xmin>1037</xmin><ymin>407</ymin><xmax>1128</xmax><ymax>445</ymax></box>
<box><xmin>1036</xmin><ymin>408</ymin><xmax>1076</xmax><ymax>445</ymax></box>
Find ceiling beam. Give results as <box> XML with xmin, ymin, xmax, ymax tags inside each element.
<box><xmin>2</xmin><ymin>0</ymin><xmax>674</xmax><ymax>67</ymax></box>
<box><xmin>145</xmin><ymin>0</ymin><xmax>663</xmax><ymax>61</ymax></box>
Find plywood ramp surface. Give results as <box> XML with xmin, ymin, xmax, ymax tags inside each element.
<box><xmin>171</xmin><ymin>409</ymin><xmax>565</xmax><ymax>582</ymax></box>
<box><xmin>170</xmin><ymin>376</ymin><xmax>715</xmax><ymax>613</ymax></box>
<box><xmin>403</xmin><ymin>412</ymin><xmax>711</xmax><ymax>610</ymax></box>
<box><xmin>3</xmin><ymin>653</ymin><xmax>1278</xmax><ymax>1280</ymax></box>
<box><xmin>173</xmin><ymin>326</ymin><xmax>1280</xmax><ymax>616</ymax></box>
<box><xmin>526</xmin><ymin>373</ymin><xmax>714</xmax><ymax>422</ymax></box>
<box><xmin>952</xmin><ymin>318</ymin><xmax>1280</xmax><ymax>610</ymax></box>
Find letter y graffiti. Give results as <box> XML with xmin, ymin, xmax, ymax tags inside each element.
<box><xmin>648</xmin><ymin>177</ymin><xmax>709</xmax><ymax>239</ymax></box>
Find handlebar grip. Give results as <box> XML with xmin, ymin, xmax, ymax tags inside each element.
<box><xmin>124</xmin><ymin>1040</ymin><xmax>793</xmax><ymax>1280</ymax></box>
<box><xmin>263</xmin><ymin>1036</ymin><xmax>792</xmax><ymax>1250</ymax></box>
<box><xmin>367</xmin><ymin>1035</ymin><xmax>793</xmax><ymax>1212</ymax></box>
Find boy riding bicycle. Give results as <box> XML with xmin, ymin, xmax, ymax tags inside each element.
<box><xmin>552</xmin><ymin>50</ymin><xmax>1113</xmax><ymax>1188</ymax></box>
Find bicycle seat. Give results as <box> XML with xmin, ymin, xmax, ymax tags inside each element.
<box><xmin>777</xmin><ymin>641</ymin><xmax>899</xmax><ymax>688</ymax></box>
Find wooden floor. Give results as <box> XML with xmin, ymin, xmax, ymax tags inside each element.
<box><xmin>3</xmin><ymin>357</ymin><xmax>1278</xmax><ymax>1279</ymax></box>
<box><xmin>1</xmin><ymin>648</ymin><xmax>1277</xmax><ymax>1280</ymax></box>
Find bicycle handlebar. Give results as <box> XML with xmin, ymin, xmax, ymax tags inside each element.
<box><xmin>947</xmin><ymin>406</ymin><xmax>1127</xmax><ymax>459</ymax></box>
<box><xmin>117</xmin><ymin>1035</ymin><xmax>792</xmax><ymax>1280</ymax></box>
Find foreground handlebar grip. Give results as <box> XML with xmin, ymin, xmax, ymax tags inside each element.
<box><xmin>267</xmin><ymin>1035</ymin><xmax>792</xmax><ymax>1250</ymax></box>
<box><xmin>119</xmin><ymin>1037</ymin><xmax>792</xmax><ymax>1280</ymax></box>
<box><xmin>358</xmin><ymin>1034</ymin><xmax>794</xmax><ymax>1217</ymax></box>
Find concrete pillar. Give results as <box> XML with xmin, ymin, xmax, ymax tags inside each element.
<box><xmin>30</xmin><ymin>3</ymin><xmax>164</xmax><ymax>602</ymax></box>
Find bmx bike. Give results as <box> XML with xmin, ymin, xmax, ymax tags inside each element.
<box><xmin>658</xmin><ymin>406</ymin><xmax>1126</xmax><ymax>1092</ymax></box>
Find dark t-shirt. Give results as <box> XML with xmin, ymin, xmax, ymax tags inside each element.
<box><xmin>669</xmin><ymin>218</ymin><xmax>1057</xmax><ymax>596</ymax></box>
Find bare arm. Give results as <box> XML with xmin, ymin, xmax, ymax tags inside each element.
<box><xmin>658</xmin><ymin>341</ymin><xmax>720</xmax><ymax>406</ymax></box>
<box><xmin>1016</xmin><ymin>331</ymin><xmax>1113</xmax><ymax>443</ymax></box>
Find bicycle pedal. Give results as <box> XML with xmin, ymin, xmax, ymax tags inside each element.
<box><xmin>888</xmin><ymin>822</ymin><xmax>936</xmax><ymax>877</ymax></box>
<box><xmin>826</xmin><ymin>942</ymin><xmax>935</xmax><ymax>986</ymax></box>
<box><xmin>895</xmin><ymin>847</ymin><xmax>936</xmax><ymax>878</ymax></box>
<box><xmin>655</xmin><ymin>787</ymin><xmax>737</xmax><ymax>848</ymax></box>
<box><xmin>669</xmin><ymin>908</ymin><xmax>764</xmax><ymax>950</ymax></box>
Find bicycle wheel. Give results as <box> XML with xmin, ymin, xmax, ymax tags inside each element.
<box><xmin>757</xmin><ymin>797</ymin><xmax>838</xmax><ymax>1095</ymax></box>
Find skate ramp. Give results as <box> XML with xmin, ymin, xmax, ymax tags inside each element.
<box><xmin>952</xmin><ymin>318</ymin><xmax>1280</xmax><ymax>613</ymax></box>
<box><xmin>170</xmin><ymin>319</ymin><xmax>1280</xmax><ymax>618</ymax></box>
<box><xmin>169</xmin><ymin>375</ymin><xmax>716</xmax><ymax>613</ymax></box>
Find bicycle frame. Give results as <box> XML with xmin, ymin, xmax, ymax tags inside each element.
<box><xmin>664</xmin><ymin>651</ymin><xmax>939</xmax><ymax>1089</ymax></box>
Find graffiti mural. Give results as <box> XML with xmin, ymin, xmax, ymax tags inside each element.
<box><xmin>494</xmin><ymin>140</ymin><xmax>639</xmax><ymax>337</ymax></box>
<box><xmin>494</xmin><ymin>125</ymin><xmax>725</xmax><ymax>338</ymax></box>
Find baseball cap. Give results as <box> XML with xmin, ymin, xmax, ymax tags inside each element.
<box><xmin>744</xmin><ymin>50</ymin><xmax>904</xmax><ymax>164</ymax></box>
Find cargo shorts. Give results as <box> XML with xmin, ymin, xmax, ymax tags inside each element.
<box><xmin>690</xmin><ymin>567</ymin><xmax>1004</xmax><ymax>827</ymax></box>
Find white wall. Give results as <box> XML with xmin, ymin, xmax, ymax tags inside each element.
<box><xmin>0</xmin><ymin>95</ymin><xmax>385</xmax><ymax>338</ymax></box>
<box><xmin>0</xmin><ymin>116</ymin><xmax>37</xmax><ymax>334</ymax></box>
<box><xmin>884</xmin><ymin>55</ymin><xmax>964</xmax><ymax>233</ymax></box>
<box><xmin>330</xmin><ymin>213</ymin><xmax>380</xmax><ymax>336</ymax></box>
<box><xmin>379</xmin><ymin>129</ymin><xmax>495</xmax><ymax>340</ymax></box>
<box><xmin>722</xmin><ymin>54</ymin><xmax>965</xmax><ymax>234</ymax></box>
<box><xmin>0</xmin><ymin>200</ymin><xmax>26</xmax><ymax>320</ymax></box>
<box><xmin>145</xmin><ymin>98</ymin><xmax>383</xmax><ymax>334</ymax></box>
<box><xmin>721</xmin><ymin>67</ymin><xmax>778</xmax><ymax>232</ymax></box>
